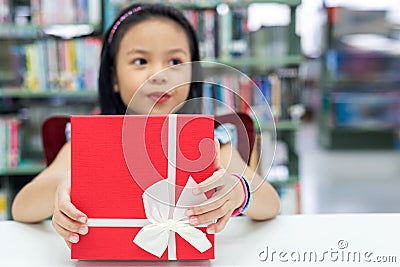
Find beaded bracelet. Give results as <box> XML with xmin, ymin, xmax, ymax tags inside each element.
<box><xmin>231</xmin><ymin>173</ymin><xmax>252</xmax><ymax>216</ymax></box>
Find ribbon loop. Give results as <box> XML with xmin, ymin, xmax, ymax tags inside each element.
<box><xmin>133</xmin><ymin>177</ymin><xmax>212</xmax><ymax>258</ymax></box>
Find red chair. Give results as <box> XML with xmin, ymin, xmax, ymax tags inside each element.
<box><xmin>214</xmin><ymin>112</ymin><xmax>255</xmax><ymax>165</ymax></box>
<box><xmin>41</xmin><ymin>113</ymin><xmax>255</xmax><ymax>166</ymax></box>
<box><xmin>41</xmin><ymin>116</ymin><xmax>70</xmax><ymax>165</ymax></box>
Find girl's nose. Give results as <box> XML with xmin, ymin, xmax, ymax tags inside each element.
<box><xmin>149</xmin><ymin>69</ymin><xmax>168</xmax><ymax>84</ymax></box>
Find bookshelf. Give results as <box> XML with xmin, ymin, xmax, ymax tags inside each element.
<box><xmin>169</xmin><ymin>0</ymin><xmax>301</xmax><ymax>213</ymax></box>
<box><xmin>0</xmin><ymin>0</ymin><xmax>103</xmax><ymax>220</ymax></box>
<box><xmin>0</xmin><ymin>0</ymin><xmax>303</xmax><ymax>219</ymax></box>
<box><xmin>318</xmin><ymin>4</ymin><xmax>400</xmax><ymax>149</ymax></box>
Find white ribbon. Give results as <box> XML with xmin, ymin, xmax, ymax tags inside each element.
<box><xmin>87</xmin><ymin>115</ymin><xmax>212</xmax><ymax>259</ymax></box>
<box><xmin>133</xmin><ymin>177</ymin><xmax>212</xmax><ymax>258</ymax></box>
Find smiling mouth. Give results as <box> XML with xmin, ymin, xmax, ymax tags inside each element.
<box><xmin>148</xmin><ymin>92</ymin><xmax>171</xmax><ymax>104</ymax></box>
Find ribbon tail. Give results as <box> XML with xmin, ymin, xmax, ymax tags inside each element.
<box><xmin>176</xmin><ymin>224</ymin><xmax>212</xmax><ymax>253</ymax></box>
<box><xmin>133</xmin><ymin>224</ymin><xmax>169</xmax><ymax>258</ymax></box>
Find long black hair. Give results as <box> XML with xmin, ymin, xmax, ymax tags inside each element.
<box><xmin>98</xmin><ymin>3</ymin><xmax>203</xmax><ymax>115</ymax></box>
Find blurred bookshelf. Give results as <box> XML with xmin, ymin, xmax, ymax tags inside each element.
<box><xmin>319</xmin><ymin>3</ymin><xmax>400</xmax><ymax>149</ymax></box>
<box><xmin>0</xmin><ymin>0</ymin><xmax>102</xmax><ymax>219</ymax></box>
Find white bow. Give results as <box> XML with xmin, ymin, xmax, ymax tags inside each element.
<box><xmin>133</xmin><ymin>177</ymin><xmax>212</xmax><ymax>258</ymax></box>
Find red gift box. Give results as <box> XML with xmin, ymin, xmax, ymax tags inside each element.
<box><xmin>71</xmin><ymin>115</ymin><xmax>215</xmax><ymax>260</ymax></box>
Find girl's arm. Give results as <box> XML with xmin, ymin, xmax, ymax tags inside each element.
<box><xmin>11</xmin><ymin>142</ymin><xmax>71</xmax><ymax>222</ymax></box>
<box><xmin>220</xmin><ymin>142</ymin><xmax>280</xmax><ymax>220</ymax></box>
<box><xmin>186</xmin><ymin>141</ymin><xmax>280</xmax><ymax>234</ymax></box>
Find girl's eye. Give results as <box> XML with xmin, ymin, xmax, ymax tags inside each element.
<box><xmin>168</xmin><ymin>59</ymin><xmax>182</xmax><ymax>65</ymax></box>
<box><xmin>132</xmin><ymin>58</ymin><xmax>147</xmax><ymax>65</ymax></box>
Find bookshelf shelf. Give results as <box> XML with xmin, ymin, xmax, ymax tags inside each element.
<box><xmin>171</xmin><ymin>0</ymin><xmax>301</xmax><ymax>8</ymax></box>
<box><xmin>214</xmin><ymin>55</ymin><xmax>303</xmax><ymax>70</ymax></box>
<box><xmin>268</xmin><ymin>175</ymin><xmax>299</xmax><ymax>187</ymax></box>
<box><xmin>325</xmin><ymin>80</ymin><xmax>400</xmax><ymax>91</ymax></box>
<box><xmin>0</xmin><ymin>88</ymin><xmax>98</xmax><ymax>99</ymax></box>
<box><xmin>267</xmin><ymin>120</ymin><xmax>300</xmax><ymax>131</ymax></box>
<box><xmin>0</xmin><ymin>161</ymin><xmax>45</xmax><ymax>176</ymax></box>
<box><xmin>0</xmin><ymin>24</ymin><xmax>41</xmax><ymax>39</ymax></box>
<box><xmin>328</xmin><ymin>126</ymin><xmax>397</xmax><ymax>132</ymax></box>
<box><xmin>108</xmin><ymin>0</ymin><xmax>301</xmax><ymax>9</ymax></box>
<box><xmin>254</xmin><ymin>120</ymin><xmax>300</xmax><ymax>133</ymax></box>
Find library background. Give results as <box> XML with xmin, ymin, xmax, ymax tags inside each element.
<box><xmin>0</xmin><ymin>0</ymin><xmax>399</xmax><ymax>220</ymax></box>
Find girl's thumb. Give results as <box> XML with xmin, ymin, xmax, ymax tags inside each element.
<box><xmin>214</xmin><ymin>138</ymin><xmax>222</xmax><ymax>170</ymax></box>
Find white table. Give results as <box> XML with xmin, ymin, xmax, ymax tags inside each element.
<box><xmin>1</xmin><ymin>214</ymin><xmax>400</xmax><ymax>266</ymax></box>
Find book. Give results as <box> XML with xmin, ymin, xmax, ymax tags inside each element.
<box><xmin>0</xmin><ymin>117</ymin><xmax>21</xmax><ymax>170</ymax></box>
<box><xmin>0</xmin><ymin>0</ymin><xmax>11</xmax><ymax>23</ymax></box>
<box><xmin>0</xmin><ymin>186</ymin><xmax>7</xmax><ymax>220</ymax></box>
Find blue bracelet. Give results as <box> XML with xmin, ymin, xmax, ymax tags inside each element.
<box><xmin>231</xmin><ymin>173</ymin><xmax>252</xmax><ymax>216</ymax></box>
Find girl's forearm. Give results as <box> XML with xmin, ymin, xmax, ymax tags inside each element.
<box><xmin>12</xmin><ymin>143</ymin><xmax>71</xmax><ymax>222</ymax></box>
<box><xmin>242</xmin><ymin>169</ymin><xmax>280</xmax><ymax>220</ymax></box>
<box><xmin>220</xmin><ymin>143</ymin><xmax>280</xmax><ymax>220</ymax></box>
<box><xmin>11</xmin><ymin>174</ymin><xmax>59</xmax><ymax>222</ymax></box>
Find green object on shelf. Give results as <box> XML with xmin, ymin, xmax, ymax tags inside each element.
<box><xmin>0</xmin><ymin>24</ymin><xmax>40</xmax><ymax>39</ymax></box>
<box><xmin>0</xmin><ymin>160</ymin><xmax>45</xmax><ymax>176</ymax></box>
<box><xmin>253</xmin><ymin>120</ymin><xmax>300</xmax><ymax>134</ymax></box>
<box><xmin>215</xmin><ymin>55</ymin><xmax>302</xmax><ymax>70</ymax></box>
<box><xmin>258</xmin><ymin>120</ymin><xmax>300</xmax><ymax>132</ymax></box>
<box><xmin>0</xmin><ymin>88</ymin><xmax>98</xmax><ymax>99</ymax></box>
<box><xmin>319</xmin><ymin>126</ymin><xmax>397</xmax><ymax>150</ymax></box>
<box><xmin>269</xmin><ymin>175</ymin><xmax>298</xmax><ymax>187</ymax></box>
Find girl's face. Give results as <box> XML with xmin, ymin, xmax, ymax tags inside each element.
<box><xmin>114</xmin><ymin>18</ymin><xmax>192</xmax><ymax>114</ymax></box>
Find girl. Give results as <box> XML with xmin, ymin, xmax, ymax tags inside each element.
<box><xmin>11</xmin><ymin>3</ymin><xmax>280</xmax><ymax>247</ymax></box>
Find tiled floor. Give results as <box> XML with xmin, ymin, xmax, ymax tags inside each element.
<box><xmin>297</xmin><ymin>122</ymin><xmax>400</xmax><ymax>214</ymax></box>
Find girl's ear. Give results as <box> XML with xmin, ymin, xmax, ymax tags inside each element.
<box><xmin>111</xmin><ymin>67</ymin><xmax>119</xmax><ymax>92</ymax></box>
<box><xmin>113</xmin><ymin>83</ymin><xmax>119</xmax><ymax>93</ymax></box>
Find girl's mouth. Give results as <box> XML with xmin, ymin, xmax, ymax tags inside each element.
<box><xmin>148</xmin><ymin>92</ymin><xmax>171</xmax><ymax>104</ymax></box>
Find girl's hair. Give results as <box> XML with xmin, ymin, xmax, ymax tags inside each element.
<box><xmin>98</xmin><ymin>3</ymin><xmax>202</xmax><ymax>115</ymax></box>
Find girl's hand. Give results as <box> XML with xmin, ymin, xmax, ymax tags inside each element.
<box><xmin>52</xmin><ymin>173</ymin><xmax>88</xmax><ymax>247</ymax></box>
<box><xmin>185</xmin><ymin>140</ymin><xmax>245</xmax><ymax>234</ymax></box>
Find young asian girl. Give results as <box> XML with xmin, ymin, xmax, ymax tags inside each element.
<box><xmin>11</xmin><ymin>3</ymin><xmax>280</xmax><ymax>247</ymax></box>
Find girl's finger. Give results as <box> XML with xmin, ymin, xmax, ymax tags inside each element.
<box><xmin>57</xmin><ymin>189</ymin><xmax>87</xmax><ymax>223</ymax></box>
<box><xmin>53</xmin><ymin>209</ymin><xmax>88</xmax><ymax>235</ymax></box>
<box><xmin>211</xmin><ymin>209</ymin><xmax>232</xmax><ymax>234</ymax></box>
<box><xmin>56</xmin><ymin>178</ymin><xmax>87</xmax><ymax>223</ymax></box>
<box><xmin>52</xmin><ymin>218</ymin><xmax>80</xmax><ymax>244</ymax></box>
<box><xmin>194</xmin><ymin>169</ymin><xmax>226</xmax><ymax>194</ymax></box>
<box><xmin>189</xmin><ymin>200</ymin><xmax>232</xmax><ymax>226</ymax></box>
<box><xmin>214</xmin><ymin>139</ymin><xmax>222</xmax><ymax>170</ymax></box>
<box><xmin>64</xmin><ymin>240</ymin><xmax>72</xmax><ymax>249</ymax></box>
<box><xmin>58</xmin><ymin>200</ymin><xmax>87</xmax><ymax>223</ymax></box>
<box><xmin>187</xmin><ymin>190</ymin><xmax>228</xmax><ymax>216</ymax></box>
